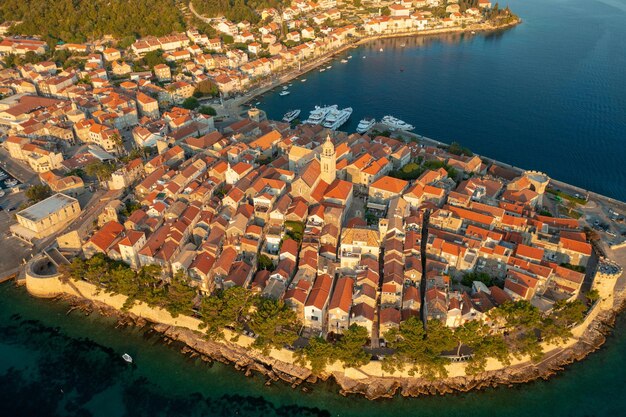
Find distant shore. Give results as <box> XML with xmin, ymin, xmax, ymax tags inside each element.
<box><xmin>220</xmin><ymin>18</ymin><xmax>522</xmax><ymax>118</ymax></box>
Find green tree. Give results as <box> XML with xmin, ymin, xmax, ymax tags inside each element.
<box><xmin>249</xmin><ymin>297</ymin><xmax>300</xmax><ymax>354</ymax></box>
<box><xmin>198</xmin><ymin>105</ymin><xmax>217</xmax><ymax>116</ymax></box>
<box><xmin>85</xmin><ymin>161</ymin><xmax>116</xmax><ymax>182</ymax></box>
<box><xmin>461</xmin><ymin>272</ymin><xmax>493</xmax><ymax>287</ymax></box>
<box><xmin>25</xmin><ymin>184</ymin><xmax>52</xmax><ymax>203</ymax></box>
<box><xmin>257</xmin><ymin>254</ymin><xmax>275</xmax><ymax>271</ymax></box>
<box><xmin>142</xmin><ymin>49</ymin><xmax>166</xmax><ymax>69</ymax></box>
<box><xmin>182</xmin><ymin>97</ymin><xmax>200</xmax><ymax>110</ymax></box>
<box><xmin>454</xmin><ymin>321</ymin><xmax>510</xmax><ymax>375</ymax></box>
<box><xmin>585</xmin><ymin>289</ymin><xmax>600</xmax><ymax>304</ymax></box>
<box><xmin>540</xmin><ymin>300</ymin><xmax>586</xmax><ymax>344</ymax></box>
<box><xmin>294</xmin><ymin>337</ymin><xmax>335</xmax><ymax>374</ymax></box>
<box><xmin>164</xmin><ymin>271</ymin><xmax>197</xmax><ymax>317</ymax></box>
<box><xmin>199</xmin><ymin>286</ymin><xmax>256</xmax><ymax>338</ymax></box>
<box><xmin>334</xmin><ymin>324</ymin><xmax>370</xmax><ymax>368</ymax></box>
<box><xmin>383</xmin><ymin>317</ymin><xmax>455</xmax><ymax>379</ymax></box>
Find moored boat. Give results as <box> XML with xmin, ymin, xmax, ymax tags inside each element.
<box><xmin>381</xmin><ymin>115</ymin><xmax>414</xmax><ymax>131</ymax></box>
<box><xmin>304</xmin><ymin>105</ymin><xmax>336</xmax><ymax>125</ymax></box>
<box><xmin>122</xmin><ymin>353</ymin><xmax>133</xmax><ymax>363</ymax></box>
<box><xmin>322</xmin><ymin>107</ymin><xmax>353</xmax><ymax>130</ymax></box>
<box><xmin>356</xmin><ymin>117</ymin><xmax>376</xmax><ymax>134</ymax></box>
<box><xmin>279</xmin><ymin>90</ymin><xmax>290</xmax><ymax>96</ymax></box>
<box><xmin>282</xmin><ymin>109</ymin><xmax>301</xmax><ymax>122</ymax></box>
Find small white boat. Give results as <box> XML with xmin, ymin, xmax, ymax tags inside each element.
<box><xmin>279</xmin><ymin>90</ymin><xmax>290</xmax><ymax>96</ymax></box>
<box><xmin>255</xmin><ymin>101</ymin><xmax>260</xmax><ymax>105</ymax></box>
<box><xmin>301</xmin><ymin>78</ymin><xmax>307</xmax><ymax>82</ymax></box>
<box><xmin>319</xmin><ymin>68</ymin><xmax>325</xmax><ymax>72</ymax></box>
<box><xmin>471</xmin><ymin>31</ymin><xmax>476</xmax><ymax>34</ymax></box>
<box><xmin>282</xmin><ymin>85</ymin><xmax>288</xmax><ymax>90</ymax></box>
<box><xmin>348</xmin><ymin>55</ymin><xmax>353</xmax><ymax>59</ymax></box>
<box><xmin>400</xmin><ymin>43</ymin><xmax>406</xmax><ymax>47</ymax></box>
<box><xmin>282</xmin><ymin>109</ymin><xmax>301</xmax><ymax>122</ymax></box>
<box><xmin>379</xmin><ymin>48</ymin><xmax>383</xmax><ymax>52</ymax></box>
<box><xmin>122</xmin><ymin>353</ymin><xmax>133</xmax><ymax>363</ymax></box>
<box><xmin>5</xmin><ymin>178</ymin><xmax>17</xmax><ymax>187</ymax></box>
<box><xmin>340</xmin><ymin>59</ymin><xmax>348</xmax><ymax>63</ymax></box>
<box><xmin>288</xmin><ymin>83</ymin><xmax>293</xmax><ymax>86</ymax></box>
<box><xmin>362</xmin><ymin>56</ymin><xmax>366</xmax><ymax>59</ymax></box>
<box><xmin>326</xmin><ymin>65</ymin><xmax>332</xmax><ymax>69</ymax></box>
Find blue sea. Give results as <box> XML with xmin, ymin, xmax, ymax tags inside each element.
<box><xmin>2</xmin><ymin>0</ymin><xmax>626</xmax><ymax>415</ymax></box>
<box><xmin>257</xmin><ymin>0</ymin><xmax>626</xmax><ymax>201</ymax></box>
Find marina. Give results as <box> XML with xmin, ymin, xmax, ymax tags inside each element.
<box><xmin>0</xmin><ymin>167</ymin><xmax>20</xmax><ymax>191</ymax></box>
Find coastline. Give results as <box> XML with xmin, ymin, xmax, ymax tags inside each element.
<box><xmin>22</xmin><ymin>248</ymin><xmax>626</xmax><ymax>400</ymax></box>
<box><xmin>219</xmin><ymin>18</ymin><xmax>522</xmax><ymax>117</ymax></box>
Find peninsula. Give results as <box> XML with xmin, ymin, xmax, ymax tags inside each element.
<box><xmin>1</xmin><ymin>0</ymin><xmax>625</xmax><ymax>402</ymax></box>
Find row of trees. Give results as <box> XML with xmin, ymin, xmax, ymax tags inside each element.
<box><xmin>61</xmin><ymin>255</ymin><xmax>587</xmax><ymax>377</ymax></box>
<box><xmin>61</xmin><ymin>256</ymin><xmax>302</xmax><ymax>354</ymax></box>
<box><xmin>294</xmin><ymin>324</ymin><xmax>371</xmax><ymax>373</ymax></box>
<box><xmin>296</xmin><ymin>299</ymin><xmax>587</xmax><ymax>378</ymax></box>
<box><xmin>61</xmin><ymin>254</ymin><xmax>196</xmax><ymax>316</ymax></box>
<box><xmin>0</xmin><ymin>0</ymin><xmax>185</xmax><ymax>43</ymax></box>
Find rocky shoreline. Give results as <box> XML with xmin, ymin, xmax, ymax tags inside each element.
<box><xmin>55</xmin><ymin>291</ymin><xmax>624</xmax><ymax>400</ymax></box>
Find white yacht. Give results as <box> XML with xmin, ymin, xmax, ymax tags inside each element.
<box><xmin>340</xmin><ymin>59</ymin><xmax>348</xmax><ymax>63</ymax></box>
<box><xmin>347</xmin><ymin>55</ymin><xmax>353</xmax><ymax>59</ymax></box>
<box><xmin>122</xmin><ymin>353</ymin><xmax>133</xmax><ymax>363</ymax></box>
<box><xmin>319</xmin><ymin>68</ymin><xmax>325</xmax><ymax>72</ymax></box>
<box><xmin>304</xmin><ymin>105</ymin><xmax>336</xmax><ymax>125</ymax></box>
<box><xmin>282</xmin><ymin>109</ymin><xmax>301</xmax><ymax>122</ymax></box>
<box><xmin>356</xmin><ymin>117</ymin><xmax>376</xmax><ymax>134</ymax></box>
<box><xmin>381</xmin><ymin>115</ymin><xmax>414</xmax><ymax>131</ymax></box>
<box><xmin>301</xmin><ymin>78</ymin><xmax>307</xmax><ymax>82</ymax></box>
<box><xmin>322</xmin><ymin>107</ymin><xmax>353</xmax><ymax>130</ymax></box>
<box><xmin>279</xmin><ymin>90</ymin><xmax>290</xmax><ymax>96</ymax></box>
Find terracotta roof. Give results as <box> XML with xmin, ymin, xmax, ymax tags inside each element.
<box><xmin>329</xmin><ymin>277</ymin><xmax>354</xmax><ymax>312</ymax></box>
<box><xmin>305</xmin><ymin>273</ymin><xmax>333</xmax><ymax>309</ymax></box>
<box><xmin>370</xmin><ymin>176</ymin><xmax>408</xmax><ymax>194</ymax></box>
<box><xmin>515</xmin><ymin>244</ymin><xmax>544</xmax><ymax>261</ymax></box>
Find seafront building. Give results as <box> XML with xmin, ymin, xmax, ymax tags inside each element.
<box><xmin>11</xmin><ymin>193</ymin><xmax>81</xmax><ymax>241</ymax></box>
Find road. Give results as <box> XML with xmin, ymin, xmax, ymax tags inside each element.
<box><xmin>0</xmin><ymin>147</ymin><xmax>38</xmax><ymax>185</ymax></box>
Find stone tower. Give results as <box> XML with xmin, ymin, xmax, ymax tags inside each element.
<box><xmin>320</xmin><ymin>134</ymin><xmax>336</xmax><ymax>184</ymax></box>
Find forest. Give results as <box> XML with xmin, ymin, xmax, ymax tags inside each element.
<box><xmin>0</xmin><ymin>0</ymin><xmax>186</xmax><ymax>43</ymax></box>
<box><xmin>192</xmin><ymin>0</ymin><xmax>289</xmax><ymax>24</ymax></box>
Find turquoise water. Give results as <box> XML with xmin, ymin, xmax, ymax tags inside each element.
<box><xmin>257</xmin><ymin>0</ymin><xmax>626</xmax><ymax>201</ymax></box>
<box><xmin>2</xmin><ymin>282</ymin><xmax>626</xmax><ymax>416</ymax></box>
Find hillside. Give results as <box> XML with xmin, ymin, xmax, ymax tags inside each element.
<box><xmin>0</xmin><ymin>0</ymin><xmax>186</xmax><ymax>43</ymax></box>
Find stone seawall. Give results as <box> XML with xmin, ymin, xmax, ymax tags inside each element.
<box><xmin>24</xmin><ymin>264</ymin><xmax>626</xmax><ymax>399</ymax></box>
